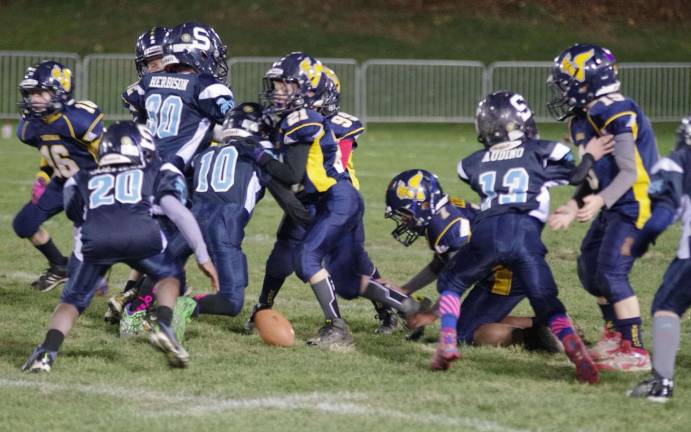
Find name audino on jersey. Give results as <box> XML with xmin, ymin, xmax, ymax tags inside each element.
<box><xmin>457</xmin><ymin>139</ymin><xmax>575</xmax><ymax>222</ymax></box>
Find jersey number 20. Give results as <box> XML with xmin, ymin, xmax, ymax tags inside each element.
<box><xmin>88</xmin><ymin>170</ymin><xmax>143</xmax><ymax>209</ymax></box>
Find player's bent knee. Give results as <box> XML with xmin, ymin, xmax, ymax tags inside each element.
<box><xmin>577</xmin><ymin>255</ymin><xmax>601</xmax><ymax>297</ymax></box>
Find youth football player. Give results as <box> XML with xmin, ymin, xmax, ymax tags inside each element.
<box><xmin>21</xmin><ymin>122</ymin><xmax>217</xmax><ymax>372</ymax></box>
<box><xmin>432</xmin><ymin>91</ymin><xmax>611</xmax><ymax>383</ymax></box>
<box><xmin>626</xmin><ymin>116</ymin><xmax>691</xmax><ymax>402</ymax></box>
<box><xmin>548</xmin><ymin>44</ymin><xmax>658</xmax><ymax>371</ymax></box>
<box><xmin>13</xmin><ymin>61</ymin><xmax>104</xmax><ymax>291</ymax></box>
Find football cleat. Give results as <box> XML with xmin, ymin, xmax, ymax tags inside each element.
<box><xmin>172</xmin><ymin>296</ymin><xmax>197</xmax><ymax>342</ymax></box>
<box><xmin>594</xmin><ymin>340</ymin><xmax>651</xmax><ymax>372</ymax></box>
<box><xmin>430</xmin><ymin>328</ymin><xmax>460</xmax><ymax>371</ymax></box>
<box><xmin>562</xmin><ymin>333</ymin><xmax>600</xmax><ymax>384</ymax></box>
<box><xmin>21</xmin><ymin>346</ymin><xmax>56</xmax><ymax>373</ymax></box>
<box><xmin>105</xmin><ymin>287</ymin><xmax>139</xmax><ymax>324</ymax></box>
<box><xmin>523</xmin><ymin>324</ymin><xmax>564</xmax><ymax>353</ymax></box>
<box><xmin>149</xmin><ymin>322</ymin><xmax>189</xmax><ymax>368</ymax></box>
<box><xmin>306</xmin><ymin>318</ymin><xmax>354</xmax><ymax>347</ymax></box>
<box><xmin>374</xmin><ymin>308</ymin><xmax>399</xmax><ymax>335</ymax></box>
<box><xmin>627</xmin><ymin>370</ymin><xmax>673</xmax><ymax>403</ymax></box>
<box><xmin>589</xmin><ymin>328</ymin><xmax>622</xmax><ymax>361</ymax></box>
<box><xmin>243</xmin><ymin>302</ymin><xmax>271</xmax><ymax>334</ymax></box>
<box><xmin>31</xmin><ymin>264</ymin><xmax>68</xmax><ymax>292</ymax></box>
<box><xmin>119</xmin><ymin>306</ymin><xmax>148</xmax><ymax>337</ymax></box>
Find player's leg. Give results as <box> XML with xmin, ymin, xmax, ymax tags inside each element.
<box><xmin>12</xmin><ymin>180</ymin><xmax>68</xmax><ymax>291</ymax></box>
<box><xmin>22</xmin><ymin>261</ymin><xmax>109</xmax><ymax>372</ymax></box>
<box><xmin>593</xmin><ymin>212</ymin><xmax>650</xmax><ymax>371</ymax></box>
<box><xmin>576</xmin><ymin>214</ymin><xmax>621</xmax><ymax>356</ymax></box>
<box><xmin>628</xmin><ymin>258</ymin><xmax>691</xmax><ymax>402</ymax></box>
<box><xmin>132</xmin><ymin>253</ymin><xmax>188</xmax><ymax>368</ymax></box>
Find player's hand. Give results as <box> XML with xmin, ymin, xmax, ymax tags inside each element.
<box><xmin>549</xmin><ymin>200</ymin><xmax>578</xmax><ymax>230</ymax></box>
<box><xmin>31</xmin><ymin>177</ymin><xmax>47</xmax><ymax>205</ymax></box>
<box><xmin>576</xmin><ymin>194</ymin><xmax>605</xmax><ymax>222</ymax></box>
<box><xmin>198</xmin><ymin>261</ymin><xmax>219</xmax><ymax>293</ymax></box>
<box><xmin>584</xmin><ymin>135</ymin><xmax>614</xmax><ymax>161</ymax></box>
<box><xmin>620</xmin><ymin>236</ymin><xmax>634</xmax><ymax>257</ymax></box>
<box><xmin>406</xmin><ymin>310</ymin><xmax>438</xmax><ymax>330</ymax></box>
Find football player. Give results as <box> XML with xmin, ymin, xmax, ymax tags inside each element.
<box><xmin>21</xmin><ymin>122</ymin><xmax>218</xmax><ymax>372</ymax></box>
<box><xmin>245</xmin><ymin>66</ymin><xmax>401</xmax><ymax>335</ymax></box>
<box><xmin>548</xmin><ymin>44</ymin><xmax>658</xmax><ymax>371</ymax></box>
<box><xmin>13</xmin><ymin>61</ymin><xmax>104</xmax><ymax>292</ymax></box>
<box><xmin>626</xmin><ymin>116</ymin><xmax>691</xmax><ymax>402</ymax></box>
<box><xmin>386</xmin><ymin>169</ymin><xmax>562</xmax><ymax>352</ymax></box>
<box><xmin>122</xmin><ymin>26</ymin><xmax>169</xmax><ymax>123</ymax></box>
<box><xmin>241</xmin><ymin>52</ymin><xmax>420</xmax><ymax>346</ymax></box>
<box><xmin>119</xmin><ymin>102</ymin><xmax>311</xmax><ymax>339</ymax></box>
<box><xmin>435</xmin><ymin>91</ymin><xmax>612</xmax><ymax>382</ymax></box>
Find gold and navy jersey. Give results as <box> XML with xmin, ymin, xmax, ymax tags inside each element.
<box><xmin>328</xmin><ymin>111</ymin><xmax>364</xmax><ymax>190</ymax></box>
<box><xmin>64</xmin><ymin>162</ymin><xmax>185</xmax><ymax>263</ymax></box>
<box><xmin>125</xmin><ymin>72</ymin><xmax>234</xmax><ymax>164</ymax></box>
<box><xmin>190</xmin><ymin>143</ymin><xmax>265</xmax><ymax>215</ymax></box>
<box><xmin>18</xmin><ymin>101</ymin><xmax>103</xmax><ymax>180</ymax></box>
<box><xmin>424</xmin><ymin>197</ymin><xmax>475</xmax><ymax>255</ymax></box>
<box><xmin>569</xmin><ymin>93</ymin><xmax>659</xmax><ymax>228</ymax></box>
<box><xmin>458</xmin><ymin>139</ymin><xmax>575</xmax><ymax>223</ymax></box>
<box><xmin>272</xmin><ymin>108</ymin><xmax>348</xmax><ymax>197</ymax></box>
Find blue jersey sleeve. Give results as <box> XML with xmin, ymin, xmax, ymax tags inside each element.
<box><xmin>17</xmin><ymin>117</ymin><xmax>36</xmax><ymax>147</ymax></box>
<box><xmin>648</xmin><ymin>151</ymin><xmax>687</xmax><ymax>213</ymax></box>
<box><xmin>330</xmin><ymin>112</ymin><xmax>365</xmax><ymax>142</ymax></box>
<box><xmin>538</xmin><ymin>140</ymin><xmax>576</xmax><ymax>183</ymax></box>
<box><xmin>122</xmin><ymin>81</ymin><xmax>146</xmax><ymax>123</ymax></box>
<box><xmin>154</xmin><ymin>163</ymin><xmax>188</xmax><ymax>205</ymax></box>
<box><xmin>195</xmin><ymin>74</ymin><xmax>235</xmax><ymax>124</ymax></box>
<box><xmin>280</xmin><ymin>109</ymin><xmax>326</xmax><ymax>146</ymax></box>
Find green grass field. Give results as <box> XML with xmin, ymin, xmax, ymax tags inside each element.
<box><xmin>0</xmin><ymin>121</ymin><xmax>688</xmax><ymax>431</ymax></box>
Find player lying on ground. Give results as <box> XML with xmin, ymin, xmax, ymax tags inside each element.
<box><xmin>21</xmin><ymin>122</ymin><xmax>218</xmax><ymax>372</ymax></box>
<box><xmin>13</xmin><ymin>61</ymin><xmax>104</xmax><ymax>292</ymax></box>
<box><xmin>419</xmin><ymin>91</ymin><xmax>611</xmax><ymax>382</ymax></box>
<box><xmin>626</xmin><ymin>115</ymin><xmax>691</xmax><ymax>402</ymax></box>
<box><xmin>548</xmin><ymin>43</ymin><xmax>658</xmax><ymax>372</ymax></box>
<box><xmin>385</xmin><ymin>169</ymin><xmax>562</xmax><ymax>352</ymax></box>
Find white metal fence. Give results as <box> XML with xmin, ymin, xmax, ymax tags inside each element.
<box><xmin>1</xmin><ymin>51</ymin><xmax>689</xmax><ymax>123</ymax></box>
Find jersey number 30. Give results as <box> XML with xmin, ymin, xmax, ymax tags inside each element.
<box><xmin>478</xmin><ymin>168</ymin><xmax>529</xmax><ymax>210</ymax></box>
<box><xmin>145</xmin><ymin>94</ymin><xmax>183</xmax><ymax>139</ymax></box>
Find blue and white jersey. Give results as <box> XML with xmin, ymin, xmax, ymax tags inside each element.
<box><xmin>64</xmin><ymin>162</ymin><xmax>185</xmax><ymax>263</ymax></box>
<box><xmin>457</xmin><ymin>138</ymin><xmax>575</xmax><ymax>223</ymax></box>
<box><xmin>126</xmin><ymin>72</ymin><xmax>234</xmax><ymax>164</ymax></box>
<box><xmin>190</xmin><ymin>142</ymin><xmax>265</xmax><ymax>217</ymax></box>
<box><xmin>648</xmin><ymin>146</ymin><xmax>691</xmax><ymax>259</ymax></box>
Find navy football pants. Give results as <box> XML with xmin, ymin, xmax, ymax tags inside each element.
<box><xmin>13</xmin><ymin>179</ymin><xmax>64</xmax><ymax>238</ymax></box>
<box><xmin>651</xmin><ymin>258</ymin><xmax>691</xmax><ymax>316</ymax></box>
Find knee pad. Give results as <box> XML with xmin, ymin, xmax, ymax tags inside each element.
<box><xmin>577</xmin><ymin>254</ymin><xmax>602</xmax><ymax>297</ymax></box>
<box><xmin>13</xmin><ymin>204</ymin><xmax>42</xmax><ymax>238</ymax></box>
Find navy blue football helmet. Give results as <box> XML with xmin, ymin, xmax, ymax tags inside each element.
<box><xmin>161</xmin><ymin>22</ymin><xmax>228</xmax><ymax>83</ymax></box>
<box><xmin>315</xmin><ymin>66</ymin><xmax>341</xmax><ymax>117</ymax></box>
<box><xmin>547</xmin><ymin>44</ymin><xmax>620</xmax><ymax>120</ymax></box>
<box><xmin>261</xmin><ymin>52</ymin><xmax>330</xmax><ymax>117</ymax></box>
<box><xmin>19</xmin><ymin>61</ymin><xmax>74</xmax><ymax>117</ymax></box>
<box><xmin>385</xmin><ymin>169</ymin><xmax>445</xmax><ymax>246</ymax></box>
<box><xmin>221</xmin><ymin>102</ymin><xmax>267</xmax><ymax>140</ymax></box>
<box><xmin>135</xmin><ymin>26</ymin><xmax>168</xmax><ymax>77</ymax></box>
<box><xmin>676</xmin><ymin>115</ymin><xmax>691</xmax><ymax>150</ymax></box>
<box><xmin>98</xmin><ymin>121</ymin><xmax>154</xmax><ymax>167</ymax></box>
<box><xmin>475</xmin><ymin>91</ymin><xmax>538</xmax><ymax>148</ymax></box>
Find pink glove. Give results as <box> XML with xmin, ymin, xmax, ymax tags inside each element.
<box><xmin>31</xmin><ymin>177</ymin><xmax>47</xmax><ymax>205</ymax></box>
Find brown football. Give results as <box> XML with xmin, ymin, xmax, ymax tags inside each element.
<box><xmin>254</xmin><ymin>309</ymin><xmax>295</xmax><ymax>347</ymax></box>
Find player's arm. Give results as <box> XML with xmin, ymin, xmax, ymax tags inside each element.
<box><xmin>625</xmin><ymin>154</ymin><xmax>684</xmax><ymax>257</ymax></box>
<box><xmin>265</xmin><ymin>179</ymin><xmax>312</xmax><ymax>226</ymax></box>
<box><xmin>236</xmin><ymin>136</ymin><xmax>309</xmax><ymax>186</ymax></box>
<box><xmin>402</xmin><ymin>253</ymin><xmax>446</xmax><ymax>294</ymax></box>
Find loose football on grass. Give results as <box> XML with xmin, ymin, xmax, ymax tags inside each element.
<box><xmin>255</xmin><ymin>309</ymin><xmax>295</xmax><ymax>347</ymax></box>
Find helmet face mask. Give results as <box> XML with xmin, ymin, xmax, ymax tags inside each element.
<box><xmin>385</xmin><ymin>169</ymin><xmax>445</xmax><ymax>247</ymax></box>
<box><xmin>19</xmin><ymin>61</ymin><xmax>74</xmax><ymax>118</ymax></box>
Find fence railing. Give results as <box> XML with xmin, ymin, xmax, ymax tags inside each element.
<box><xmin>1</xmin><ymin>51</ymin><xmax>689</xmax><ymax>123</ymax></box>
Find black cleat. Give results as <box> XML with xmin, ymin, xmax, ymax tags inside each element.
<box><xmin>627</xmin><ymin>370</ymin><xmax>674</xmax><ymax>403</ymax></box>
<box><xmin>243</xmin><ymin>302</ymin><xmax>271</xmax><ymax>334</ymax></box>
<box><xmin>104</xmin><ymin>287</ymin><xmax>139</xmax><ymax>324</ymax></box>
<box><xmin>523</xmin><ymin>324</ymin><xmax>564</xmax><ymax>353</ymax></box>
<box><xmin>307</xmin><ymin>318</ymin><xmax>354</xmax><ymax>347</ymax></box>
<box><xmin>374</xmin><ymin>308</ymin><xmax>399</xmax><ymax>334</ymax></box>
<box><xmin>31</xmin><ymin>264</ymin><xmax>68</xmax><ymax>292</ymax></box>
<box><xmin>21</xmin><ymin>346</ymin><xmax>56</xmax><ymax>373</ymax></box>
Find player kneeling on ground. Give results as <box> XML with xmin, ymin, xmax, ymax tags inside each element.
<box><xmin>386</xmin><ymin>169</ymin><xmax>562</xmax><ymax>352</ymax></box>
<box><xmin>21</xmin><ymin>122</ymin><xmax>218</xmax><ymax>372</ymax></box>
